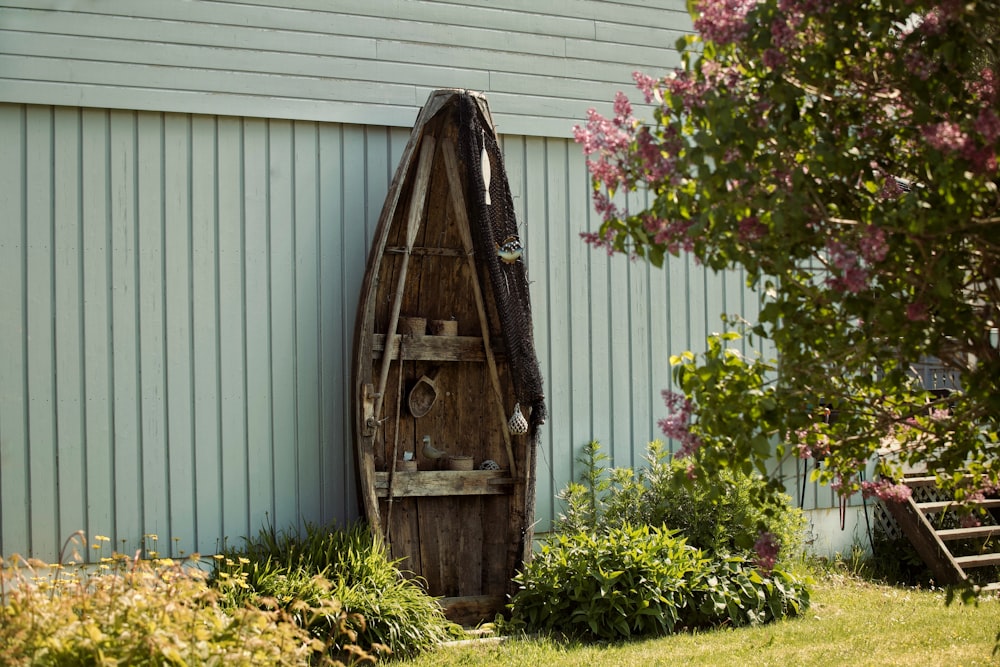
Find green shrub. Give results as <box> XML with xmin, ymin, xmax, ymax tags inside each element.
<box><xmin>687</xmin><ymin>556</ymin><xmax>811</xmax><ymax>628</ymax></box>
<box><xmin>510</xmin><ymin>524</ymin><xmax>705</xmax><ymax>639</ymax></box>
<box><xmin>508</xmin><ymin>525</ymin><xmax>810</xmax><ymax>641</ymax></box>
<box><xmin>215</xmin><ymin>522</ymin><xmax>453</xmax><ymax>660</ymax></box>
<box><xmin>0</xmin><ymin>537</ymin><xmax>341</xmax><ymax>667</ymax></box>
<box><xmin>510</xmin><ymin>440</ymin><xmax>812</xmax><ymax>641</ymax></box>
<box><xmin>556</xmin><ymin>440</ymin><xmax>807</xmax><ymax>564</ymax></box>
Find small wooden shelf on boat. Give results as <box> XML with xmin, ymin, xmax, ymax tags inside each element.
<box><xmin>372</xmin><ymin>334</ymin><xmax>505</xmax><ymax>362</ymax></box>
<box><xmin>374</xmin><ymin>469</ymin><xmax>515</xmax><ymax>497</ymax></box>
<box><xmin>385</xmin><ymin>245</ymin><xmax>466</xmax><ymax>257</ymax></box>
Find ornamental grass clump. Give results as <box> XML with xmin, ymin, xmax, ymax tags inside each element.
<box><xmin>214</xmin><ymin>522</ymin><xmax>454</xmax><ymax>660</ymax></box>
<box><xmin>0</xmin><ymin>532</ymin><xmax>343</xmax><ymax>667</ymax></box>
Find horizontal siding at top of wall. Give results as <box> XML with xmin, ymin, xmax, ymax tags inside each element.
<box><xmin>0</xmin><ymin>0</ymin><xmax>691</xmax><ymax>137</ymax></box>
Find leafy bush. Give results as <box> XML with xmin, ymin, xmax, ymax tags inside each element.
<box><xmin>556</xmin><ymin>440</ymin><xmax>807</xmax><ymax>564</ymax></box>
<box><xmin>687</xmin><ymin>556</ymin><xmax>810</xmax><ymax>628</ymax></box>
<box><xmin>508</xmin><ymin>440</ymin><xmax>812</xmax><ymax>641</ymax></box>
<box><xmin>0</xmin><ymin>534</ymin><xmax>341</xmax><ymax>667</ymax></box>
<box><xmin>509</xmin><ymin>524</ymin><xmax>705</xmax><ymax>639</ymax></box>
<box><xmin>215</xmin><ymin>522</ymin><xmax>454</xmax><ymax>659</ymax></box>
<box><xmin>508</xmin><ymin>525</ymin><xmax>810</xmax><ymax>641</ymax></box>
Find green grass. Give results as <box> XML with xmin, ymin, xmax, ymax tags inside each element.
<box><xmin>410</xmin><ymin>575</ymin><xmax>1000</xmax><ymax>666</ymax></box>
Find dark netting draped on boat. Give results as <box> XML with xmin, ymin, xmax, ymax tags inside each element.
<box><xmin>457</xmin><ymin>94</ymin><xmax>547</xmax><ymax>435</ymax></box>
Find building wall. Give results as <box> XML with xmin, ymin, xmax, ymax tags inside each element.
<box><xmin>0</xmin><ymin>104</ymin><xmax>402</xmax><ymax>557</ymax></box>
<box><xmin>0</xmin><ymin>102</ymin><xmax>842</xmax><ymax>561</ymax></box>
<box><xmin>0</xmin><ymin>2</ymin><xmax>847</xmax><ymax>562</ymax></box>
<box><xmin>0</xmin><ymin>0</ymin><xmax>690</xmax><ymax>137</ymax></box>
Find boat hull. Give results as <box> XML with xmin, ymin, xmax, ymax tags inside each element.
<box><xmin>352</xmin><ymin>90</ymin><xmax>542</xmax><ymax>625</ymax></box>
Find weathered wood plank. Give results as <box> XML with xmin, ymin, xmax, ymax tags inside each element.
<box><xmin>438</xmin><ymin>595</ymin><xmax>508</xmax><ymax>627</ymax></box>
<box><xmin>371</xmin><ymin>136</ymin><xmax>436</xmax><ymax>447</ymax></box>
<box><xmin>385</xmin><ymin>246</ymin><xmax>465</xmax><ymax>257</ymax></box>
<box><xmin>937</xmin><ymin>525</ymin><xmax>1000</xmax><ymax>541</ymax></box>
<box><xmin>374</xmin><ymin>471</ymin><xmax>514</xmax><ymax>497</ymax></box>
<box><xmin>373</xmin><ymin>334</ymin><xmax>504</xmax><ymax>362</ymax></box>
<box><xmin>416</xmin><ymin>497</ymin><xmax>446</xmax><ymax>595</ymax></box>
<box><xmin>883</xmin><ymin>493</ymin><xmax>967</xmax><ymax>585</ymax></box>
<box><xmin>954</xmin><ymin>553</ymin><xmax>1000</xmax><ymax>569</ymax></box>
<box><xmin>918</xmin><ymin>499</ymin><xmax>1000</xmax><ymax>513</ymax></box>
<box><xmin>458</xmin><ymin>498</ymin><xmax>484</xmax><ymax>598</ymax></box>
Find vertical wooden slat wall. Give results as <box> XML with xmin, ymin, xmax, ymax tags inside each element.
<box><xmin>0</xmin><ymin>103</ymin><xmax>838</xmax><ymax>561</ymax></box>
<box><xmin>0</xmin><ymin>105</ymin><xmax>410</xmax><ymax>559</ymax></box>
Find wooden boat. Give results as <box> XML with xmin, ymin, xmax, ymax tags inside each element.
<box><xmin>352</xmin><ymin>89</ymin><xmax>546</xmax><ymax>625</ymax></box>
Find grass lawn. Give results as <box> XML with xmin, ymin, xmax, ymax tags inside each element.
<box><xmin>410</xmin><ymin>574</ymin><xmax>1000</xmax><ymax>666</ymax></box>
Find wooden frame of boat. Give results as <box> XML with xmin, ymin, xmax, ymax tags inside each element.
<box><xmin>352</xmin><ymin>89</ymin><xmax>542</xmax><ymax>625</ymax></box>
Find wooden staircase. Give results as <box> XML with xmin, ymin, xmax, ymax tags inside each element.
<box><xmin>880</xmin><ymin>475</ymin><xmax>1000</xmax><ymax>593</ymax></box>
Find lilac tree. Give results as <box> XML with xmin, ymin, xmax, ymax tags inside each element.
<box><xmin>576</xmin><ymin>1</ymin><xmax>999</xmax><ymax>517</ymax></box>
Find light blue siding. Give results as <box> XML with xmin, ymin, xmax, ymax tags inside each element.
<box><xmin>53</xmin><ymin>106</ymin><xmax>88</xmax><ymax>549</ymax></box>
<box><xmin>0</xmin><ymin>100</ymin><xmax>840</xmax><ymax>560</ymax></box>
<box><xmin>1</xmin><ymin>105</ymin><xmax>29</xmax><ymax>557</ymax></box>
<box><xmin>0</xmin><ymin>107</ymin><xmax>408</xmax><ymax>558</ymax></box>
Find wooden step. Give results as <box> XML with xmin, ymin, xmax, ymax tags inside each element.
<box><xmin>901</xmin><ymin>476</ymin><xmax>941</xmax><ymax>488</ymax></box>
<box><xmin>885</xmin><ymin>473</ymin><xmax>1000</xmax><ymax>590</ymax></box>
<box><xmin>881</xmin><ymin>493</ymin><xmax>967</xmax><ymax>585</ymax></box>
<box><xmin>901</xmin><ymin>473</ymin><xmax>994</xmax><ymax>491</ymax></box>
<box><xmin>953</xmin><ymin>553</ymin><xmax>1000</xmax><ymax>569</ymax></box>
<box><xmin>916</xmin><ymin>499</ymin><xmax>1000</xmax><ymax>514</ymax></box>
<box><xmin>937</xmin><ymin>525</ymin><xmax>1000</xmax><ymax>541</ymax></box>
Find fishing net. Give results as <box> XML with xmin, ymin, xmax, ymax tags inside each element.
<box><xmin>457</xmin><ymin>94</ymin><xmax>548</xmax><ymax>436</ymax></box>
